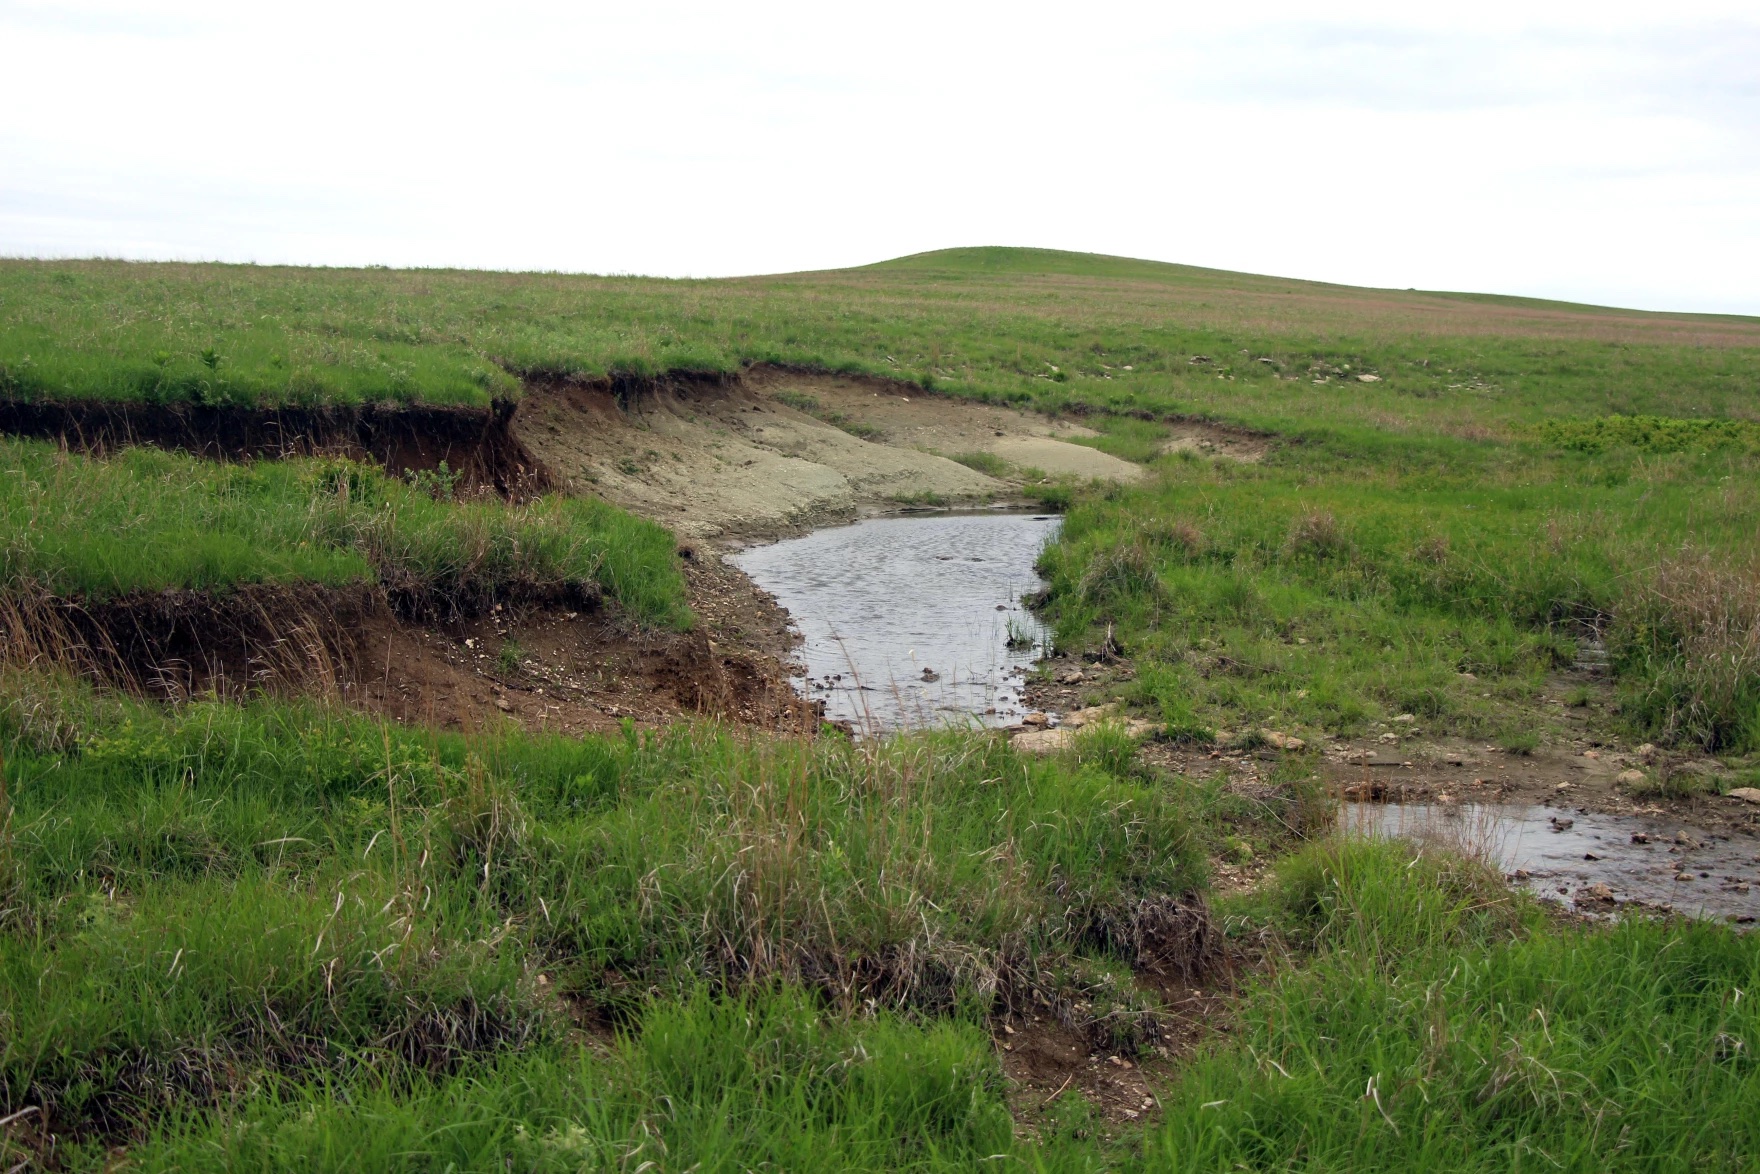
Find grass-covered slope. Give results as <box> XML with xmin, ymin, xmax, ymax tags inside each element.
<box><xmin>1</xmin><ymin>252</ymin><xmax>1755</xmax><ymax>430</ymax></box>
<box><xmin>0</xmin><ymin>439</ymin><xmax>689</xmax><ymax>627</ymax></box>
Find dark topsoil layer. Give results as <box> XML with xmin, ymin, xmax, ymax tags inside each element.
<box><xmin>0</xmin><ymin>396</ymin><xmax>550</xmax><ymax>498</ymax></box>
<box><xmin>3</xmin><ymin>557</ymin><xmax>814</xmax><ymax>735</ymax></box>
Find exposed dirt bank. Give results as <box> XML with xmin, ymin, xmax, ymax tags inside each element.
<box><xmin>0</xmin><ymin>397</ymin><xmax>549</xmax><ymax>498</ymax></box>
<box><xmin>2</xmin><ymin>560</ymin><xmax>813</xmax><ymax>735</ymax></box>
<box><xmin>515</xmin><ymin>367</ymin><xmax>1151</xmax><ymax>540</ymax></box>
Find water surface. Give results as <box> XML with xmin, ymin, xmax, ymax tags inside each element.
<box><xmin>732</xmin><ymin>511</ymin><xmax>1059</xmax><ymax>733</ymax></box>
<box><xmin>1347</xmin><ymin>802</ymin><xmax>1760</xmax><ymax>924</ymax></box>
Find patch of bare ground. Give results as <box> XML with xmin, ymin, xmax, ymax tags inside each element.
<box><xmin>512</xmin><ymin>366</ymin><xmax>1183</xmax><ymax>541</ymax></box>
<box><xmin>351</xmin><ymin>554</ymin><xmax>814</xmax><ymax>735</ymax></box>
<box><xmin>3</xmin><ymin>557</ymin><xmax>815</xmax><ymax>736</ymax></box>
<box><xmin>998</xmin><ymin>963</ymin><xmax>1245</xmax><ymax>1139</ymax></box>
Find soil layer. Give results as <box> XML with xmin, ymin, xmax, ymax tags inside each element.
<box><xmin>0</xmin><ymin>397</ymin><xmax>550</xmax><ymax>498</ymax></box>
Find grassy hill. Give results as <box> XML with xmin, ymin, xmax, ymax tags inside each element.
<box><xmin>1</xmin><ymin>248</ymin><xmax>1758</xmax><ymax>1170</ymax></box>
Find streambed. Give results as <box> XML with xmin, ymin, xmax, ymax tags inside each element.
<box><xmin>1346</xmin><ymin>802</ymin><xmax>1760</xmax><ymax>924</ymax></box>
<box><xmin>732</xmin><ymin>510</ymin><xmax>1059</xmax><ymax>734</ymax></box>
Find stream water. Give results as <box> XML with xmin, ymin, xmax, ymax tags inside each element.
<box><xmin>731</xmin><ymin>511</ymin><xmax>1060</xmax><ymax>734</ymax></box>
<box><xmin>1345</xmin><ymin>802</ymin><xmax>1760</xmax><ymax>924</ymax></box>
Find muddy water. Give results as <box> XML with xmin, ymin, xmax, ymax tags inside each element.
<box><xmin>1346</xmin><ymin>803</ymin><xmax>1760</xmax><ymax>924</ymax></box>
<box><xmin>732</xmin><ymin>511</ymin><xmax>1060</xmax><ymax>734</ymax></box>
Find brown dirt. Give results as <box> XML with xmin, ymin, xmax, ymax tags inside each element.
<box><xmin>0</xmin><ymin>397</ymin><xmax>549</xmax><ymax>499</ymax></box>
<box><xmin>348</xmin><ymin>555</ymin><xmax>814</xmax><ymax>736</ymax></box>
<box><xmin>997</xmin><ymin>973</ymin><xmax>1240</xmax><ymax>1138</ymax></box>
<box><xmin>5</xmin><ymin>557</ymin><xmax>813</xmax><ymax>736</ymax></box>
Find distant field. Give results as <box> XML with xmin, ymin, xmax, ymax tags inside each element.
<box><xmin>1</xmin><ymin>250</ymin><xmax>1755</xmax><ymax>433</ymax></box>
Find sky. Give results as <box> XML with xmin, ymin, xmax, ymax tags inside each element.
<box><xmin>2</xmin><ymin>0</ymin><xmax>1757</xmax><ymax>314</ymax></box>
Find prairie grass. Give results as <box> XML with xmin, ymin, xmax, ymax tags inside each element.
<box><xmin>0</xmin><ymin>438</ymin><xmax>689</xmax><ymax>626</ymax></box>
<box><xmin>0</xmin><ymin>676</ymin><xmax>1208</xmax><ymax>1146</ymax></box>
<box><xmin>1034</xmin><ymin>435</ymin><xmax>1760</xmax><ymax>751</ymax></box>
<box><xmin>1147</xmin><ymin>839</ymin><xmax>1760</xmax><ymax>1170</ymax></box>
<box><xmin>114</xmin><ymin>991</ymin><xmax>1017</xmax><ymax>1173</ymax></box>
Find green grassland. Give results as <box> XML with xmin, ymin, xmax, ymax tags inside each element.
<box><xmin>0</xmin><ymin>438</ymin><xmax>689</xmax><ymax>627</ymax></box>
<box><xmin>3</xmin><ymin>248</ymin><xmax>1760</xmax><ymax>1169</ymax></box>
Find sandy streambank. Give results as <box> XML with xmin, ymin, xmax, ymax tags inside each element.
<box><xmin>514</xmin><ymin>368</ymin><xmax>1146</xmax><ymax>539</ymax></box>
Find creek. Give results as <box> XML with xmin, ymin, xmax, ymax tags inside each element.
<box><xmin>732</xmin><ymin>510</ymin><xmax>1060</xmax><ymax>735</ymax></box>
<box><xmin>1346</xmin><ymin>802</ymin><xmax>1760</xmax><ymax>924</ymax></box>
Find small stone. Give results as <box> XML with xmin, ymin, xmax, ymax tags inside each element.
<box><xmin>1582</xmin><ymin>749</ymin><xmax>1600</xmax><ymax>759</ymax></box>
<box><xmin>494</xmin><ymin>698</ymin><xmax>512</xmax><ymax>712</ymax></box>
<box><xmin>1263</xmin><ymin>730</ymin><xmax>1306</xmax><ymax>752</ymax></box>
<box><xmin>1617</xmin><ymin>769</ymin><xmax>1647</xmax><ymax>786</ymax></box>
<box><xmin>1393</xmin><ymin>713</ymin><xmax>1416</xmax><ymax>723</ymax></box>
<box><xmin>1356</xmin><ymin>373</ymin><xmax>1381</xmax><ymax>382</ymax></box>
<box><xmin>1676</xmin><ymin>873</ymin><xmax>1696</xmax><ymax>883</ymax></box>
<box><xmin>1636</xmin><ymin>743</ymin><xmax>1658</xmax><ymax>763</ymax></box>
<box><xmin>1549</xmin><ymin>817</ymin><xmax>1574</xmax><ymax>831</ymax></box>
<box><xmin>1022</xmin><ymin>712</ymin><xmax>1050</xmax><ymax>727</ymax></box>
<box><xmin>1576</xmin><ymin>882</ymin><xmax>1615</xmax><ymax>904</ymax></box>
<box><xmin>1056</xmin><ymin>668</ymin><xmax>1086</xmax><ymax>685</ymax></box>
<box><xmin>1728</xmin><ymin>787</ymin><xmax>1760</xmax><ymax>805</ymax></box>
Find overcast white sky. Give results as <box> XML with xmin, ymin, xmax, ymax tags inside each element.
<box><xmin>2</xmin><ymin>1</ymin><xmax>1756</xmax><ymax>313</ymax></box>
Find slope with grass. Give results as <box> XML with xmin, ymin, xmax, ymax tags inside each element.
<box><xmin>3</xmin><ymin>247</ymin><xmax>1760</xmax><ymax>1171</ymax></box>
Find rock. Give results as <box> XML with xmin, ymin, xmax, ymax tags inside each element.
<box><xmin>1022</xmin><ymin>711</ymin><xmax>1050</xmax><ymax>727</ymax></box>
<box><xmin>1263</xmin><ymin>730</ymin><xmax>1306</xmax><ymax>752</ymax></box>
<box><xmin>1393</xmin><ymin>713</ymin><xmax>1416</xmax><ymax>723</ymax></box>
<box><xmin>1548</xmin><ymin>817</ymin><xmax>1574</xmax><ymax>832</ymax></box>
<box><xmin>1356</xmin><ymin>373</ymin><xmax>1381</xmax><ymax>382</ymax></box>
<box><xmin>1378</xmin><ymin>732</ymin><xmax>1400</xmax><ymax>744</ymax></box>
<box><xmin>1729</xmin><ymin>787</ymin><xmax>1760</xmax><ymax>805</ymax></box>
<box><xmin>1675</xmin><ymin>873</ymin><xmax>1696</xmax><ymax>883</ymax></box>
<box><xmin>1012</xmin><ymin>728</ymin><xmax>1074</xmax><ymax>754</ymax></box>
<box><xmin>1616</xmin><ymin>769</ymin><xmax>1647</xmax><ymax>787</ymax></box>
<box><xmin>1062</xmin><ymin>703</ymin><xmax>1119</xmax><ymax>729</ymax></box>
<box><xmin>494</xmin><ymin>698</ymin><xmax>512</xmax><ymax>712</ymax></box>
<box><xmin>1636</xmin><ymin>743</ymin><xmax>1658</xmax><ymax>763</ymax></box>
<box><xmin>1582</xmin><ymin>749</ymin><xmax>1600</xmax><ymax>759</ymax></box>
<box><xmin>1056</xmin><ymin>668</ymin><xmax>1086</xmax><ymax>685</ymax></box>
<box><xmin>1575</xmin><ymin>883</ymin><xmax>1616</xmax><ymax>905</ymax></box>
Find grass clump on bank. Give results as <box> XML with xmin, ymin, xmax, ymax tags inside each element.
<box><xmin>0</xmin><ymin>677</ymin><xmax>1209</xmax><ymax>1154</ymax></box>
<box><xmin>1146</xmin><ymin>839</ymin><xmax>1760</xmax><ymax>1170</ymax></box>
<box><xmin>0</xmin><ymin>438</ymin><xmax>689</xmax><ymax>627</ymax></box>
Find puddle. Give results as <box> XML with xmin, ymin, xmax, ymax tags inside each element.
<box><xmin>731</xmin><ymin>511</ymin><xmax>1059</xmax><ymax>733</ymax></box>
<box><xmin>1346</xmin><ymin>803</ymin><xmax>1760</xmax><ymax>924</ymax></box>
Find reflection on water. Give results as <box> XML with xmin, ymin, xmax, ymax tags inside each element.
<box><xmin>1346</xmin><ymin>802</ymin><xmax>1760</xmax><ymax>924</ymax></box>
<box><xmin>731</xmin><ymin>511</ymin><xmax>1060</xmax><ymax>734</ymax></box>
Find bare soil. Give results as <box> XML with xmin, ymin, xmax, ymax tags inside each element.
<box><xmin>514</xmin><ymin>367</ymin><xmax>1160</xmax><ymax>539</ymax></box>
<box><xmin>348</xmin><ymin>555</ymin><xmax>815</xmax><ymax>736</ymax></box>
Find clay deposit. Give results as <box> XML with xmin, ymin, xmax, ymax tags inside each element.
<box><xmin>514</xmin><ymin>367</ymin><xmax>1153</xmax><ymax>539</ymax></box>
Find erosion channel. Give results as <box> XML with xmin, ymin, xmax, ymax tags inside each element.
<box><xmin>733</xmin><ymin>510</ymin><xmax>1060</xmax><ymax>734</ymax></box>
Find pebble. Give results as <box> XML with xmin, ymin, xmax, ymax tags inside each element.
<box><xmin>1729</xmin><ymin>787</ymin><xmax>1760</xmax><ymax>805</ymax></box>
